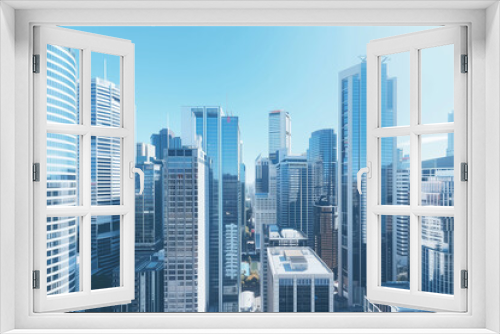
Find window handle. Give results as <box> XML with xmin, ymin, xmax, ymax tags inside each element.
<box><xmin>129</xmin><ymin>162</ymin><xmax>144</xmax><ymax>195</ymax></box>
<box><xmin>357</xmin><ymin>162</ymin><xmax>372</xmax><ymax>195</ymax></box>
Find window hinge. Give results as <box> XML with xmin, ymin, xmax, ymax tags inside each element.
<box><xmin>33</xmin><ymin>270</ymin><xmax>40</xmax><ymax>289</ymax></box>
<box><xmin>461</xmin><ymin>270</ymin><xmax>468</xmax><ymax>289</ymax></box>
<box><xmin>33</xmin><ymin>54</ymin><xmax>40</xmax><ymax>73</ymax></box>
<box><xmin>461</xmin><ymin>54</ymin><xmax>468</xmax><ymax>73</ymax></box>
<box><xmin>33</xmin><ymin>163</ymin><xmax>40</xmax><ymax>182</ymax></box>
<box><xmin>461</xmin><ymin>162</ymin><xmax>468</xmax><ymax>181</ymax></box>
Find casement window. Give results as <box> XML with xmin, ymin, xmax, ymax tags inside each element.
<box><xmin>33</xmin><ymin>26</ymin><xmax>140</xmax><ymax>312</ymax></box>
<box><xmin>362</xmin><ymin>26</ymin><xmax>467</xmax><ymax>312</ymax></box>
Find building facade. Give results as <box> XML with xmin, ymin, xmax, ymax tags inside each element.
<box><xmin>163</xmin><ymin>146</ymin><xmax>209</xmax><ymax>312</ymax></box>
<box><xmin>46</xmin><ymin>45</ymin><xmax>79</xmax><ymax>295</ymax></box>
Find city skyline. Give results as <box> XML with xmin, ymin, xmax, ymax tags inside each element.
<box><xmin>67</xmin><ymin>25</ymin><xmax>449</xmax><ymax>184</ymax></box>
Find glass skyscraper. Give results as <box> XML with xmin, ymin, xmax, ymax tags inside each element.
<box><xmin>268</xmin><ymin>110</ymin><xmax>291</xmax><ymax>163</ymax></box>
<box><xmin>46</xmin><ymin>45</ymin><xmax>79</xmax><ymax>295</ymax></box>
<box><xmin>182</xmin><ymin>106</ymin><xmax>243</xmax><ymax>312</ymax></box>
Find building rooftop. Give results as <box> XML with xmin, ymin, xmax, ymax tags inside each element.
<box><xmin>268</xmin><ymin>226</ymin><xmax>307</xmax><ymax>241</ymax></box>
<box><xmin>267</xmin><ymin>247</ymin><xmax>333</xmax><ymax>277</ymax></box>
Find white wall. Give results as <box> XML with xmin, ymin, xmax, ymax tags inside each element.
<box><xmin>0</xmin><ymin>2</ymin><xmax>16</xmax><ymax>333</ymax></box>
<box><xmin>485</xmin><ymin>2</ymin><xmax>500</xmax><ymax>333</ymax></box>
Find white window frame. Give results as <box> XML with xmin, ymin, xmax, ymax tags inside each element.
<box><xmin>1</xmin><ymin>1</ymin><xmax>498</xmax><ymax>333</ymax></box>
<box><xmin>32</xmin><ymin>25</ymin><xmax>136</xmax><ymax>312</ymax></box>
<box><xmin>365</xmin><ymin>26</ymin><xmax>467</xmax><ymax>312</ymax></box>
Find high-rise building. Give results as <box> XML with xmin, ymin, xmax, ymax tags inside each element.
<box><xmin>46</xmin><ymin>45</ymin><xmax>79</xmax><ymax>295</ymax></box>
<box><xmin>308</xmin><ymin>129</ymin><xmax>338</xmax><ymax>206</ymax></box>
<box><xmin>90</xmin><ymin>77</ymin><xmax>121</xmax><ymax>290</ymax></box>
<box><xmin>268</xmin><ymin>110</ymin><xmax>291</xmax><ymax>162</ymax></box>
<box><xmin>181</xmin><ymin>106</ymin><xmax>243</xmax><ymax>312</ymax></box>
<box><xmin>260</xmin><ymin>226</ymin><xmax>307</xmax><ymax>312</ymax></box>
<box><xmin>163</xmin><ymin>146</ymin><xmax>210</xmax><ymax>312</ymax></box>
<box><xmin>135</xmin><ymin>143</ymin><xmax>163</xmax><ymax>257</ymax></box>
<box><xmin>314</xmin><ymin>198</ymin><xmax>337</xmax><ymax>275</ymax></box>
<box><xmin>267</xmin><ymin>247</ymin><xmax>334</xmax><ymax>312</ymax></box>
<box><xmin>276</xmin><ymin>155</ymin><xmax>314</xmax><ymax>247</ymax></box>
<box><xmin>337</xmin><ymin>59</ymin><xmax>397</xmax><ymax>310</ymax></box>
<box><xmin>150</xmin><ymin>128</ymin><xmax>176</xmax><ymax>160</ymax></box>
<box><xmin>255</xmin><ymin>155</ymin><xmax>270</xmax><ymax>194</ymax></box>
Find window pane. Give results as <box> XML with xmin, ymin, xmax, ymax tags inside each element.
<box><xmin>92</xmin><ymin>215</ymin><xmax>121</xmax><ymax>290</ymax></box>
<box><xmin>421</xmin><ymin>133</ymin><xmax>454</xmax><ymax>206</ymax></box>
<box><xmin>421</xmin><ymin>216</ymin><xmax>454</xmax><ymax>295</ymax></box>
<box><xmin>381</xmin><ymin>215</ymin><xmax>410</xmax><ymax>290</ymax></box>
<box><xmin>381</xmin><ymin>52</ymin><xmax>410</xmax><ymax>127</ymax></box>
<box><xmin>420</xmin><ymin>45</ymin><xmax>454</xmax><ymax>124</ymax></box>
<box><xmin>47</xmin><ymin>45</ymin><xmax>80</xmax><ymax>125</ymax></box>
<box><xmin>91</xmin><ymin>136</ymin><xmax>121</xmax><ymax>206</ymax></box>
<box><xmin>381</xmin><ymin>136</ymin><xmax>410</xmax><ymax>205</ymax></box>
<box><xmin>47</xmin><ymin>216</ymin><xmax>80</xmax><ymax>295</ymax></box>
<box><xmin>47</xmin><ymin>133</ymin><xmax>79</xmax><ymax>206</ymax></box>
<box><xmin>91</xmin><ymin>52</ymin><xmax>121</xmax><ymax>127</ymax></box>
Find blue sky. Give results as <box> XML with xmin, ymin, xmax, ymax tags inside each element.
<box><xmin>70</xmin><ymin>26</ymin><xmax>453</xmax><ymax>184</ymax></box>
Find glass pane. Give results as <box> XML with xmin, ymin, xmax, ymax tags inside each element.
<box><xmin>47</xmin><ymin>45</ymin><xmax>80</xmax><ymax>124</ymax></box>
<box><xmin>421</xmin><ymin>216</ymin><xmax>454</xmax><ymax>295</ymax></box>
<box><xmin>381</xmin><ymin>215</ymin><xmax>410</xmax><ymax>290</ymax></box>
<box><xmin>47</xmin><ymin>133</ymin><xmax>79</xmax><ymax>206</ymax></box>
<box><xmin>381</xmin><ymin>52</ymin><xmax>410</xmax><ymax>127</ymax></box>
<box><xmin>47</xmin><ymin>216</ymin><xmax>80</xmax><ymax>295</ymax></box>
<box><xmin>91</xmin><ymin>136</ymin><xmax>121</xmax><ymax>206</ymax></box>
<box><xmin>91</xmin><ymin>52</ymin><xmax>121</xmax><ymax>127</ymax></box>
<box><xmin>421</xmin><ymin>133</ymin><xmax>454</xmax><ymax>206</ymax></box>
<box><xmin>381</xmin><ymin>136</ymin><xmax>410</xmax><ymax>205</ymax></box>
<box><xmin>421</xmin><ymin>45</ymin><xmax>454</xmax><ymax>124</ymax></box>
<box><xmin>91</xmin><ymin>215</ymin><xmax>121</xmax><ymax>290</ymax></box>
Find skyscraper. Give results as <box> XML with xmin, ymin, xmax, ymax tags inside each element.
<box><xmin>151</xmin><ymin>128</ymin><xmax>177</xmax><ymax>160</ymax></box>
<box><xmin>255</xmin><ymin>154</ymin><xmax>270</xmax><ymax>194</ymax></box>
<box><xmin>181</xmin><ymin>106</ymin><xmax>243</xmax><ymax>312</ymax></box>
<box><xmin>314</xmin><ymin>198</ymin><xmax>337</xmax><ymax>274</ymax></box>
<box><xmin>46</xmin><ymin>45</ymin><xmax>79</xmax><ymax>295</ymax></box>
<box><xmin>163</xmin><ymin>146</ymin><xmax>209</xmax><ymax>312</ymax></box>
<box><xmin>308</xmin><ymin>129</ymin><xmax>338</xmax><ymax>206</ymax></box>
<box><xmin>268</xmin><ymin>110</ymin><xmax>291</xmax><ymax>162</ymax></box>
<box><xmin>90</xmin><ymin>77</ymin><xmax>121</xmax><ymax>290</ymax></box>
<box><xmin>276</xmin><ymin>155</ymin><xmax>315</xmax><ymax>247</ymax></box>
<box><xmin>337</xmin><ymin>59</ymin><xmax>397</xmax><ymax>310</ymax></box>
<box><xmin>135</xmin><ymin>143</ymin><xmax>163</xmax><ymax>257</ymax></box>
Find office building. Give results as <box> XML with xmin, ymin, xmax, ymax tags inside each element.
<box><xmin>46</xmin><ymin>45</ymin><xmax>79</xmax><ymax>295</ymax></box>
<box><xmin>260</xmin><ymin>226</ymin><xmax>307</xmax><ymax>312</ymax></box>
<box><xmin>267</xmin><ymin>247</ymin><xmax>334</xmax><ymax>312</ymax></box>
<box><xmin>269</xmin><ymin>110</ymin><xmax>291</xmax><ymax>162</ymax></box>
<box><xmin>163</xmin><ymin>146</ymin><xmax>210</xmax><ymax>312</ymax></box>
<box><xmin>276</xmin><ymin>155</ymin><xmax>314</xmax><ymax>247</ymax></box>
<box><xmin>308</xmin><ymin>129</ymin><xmax>338</xmax><ymax>206</ymax></box>
<box><xmin>151</xmin><ymin>128</ymin><xmax>176</xmax><ymax>160</ymax></box>
<box><xmin>182</xmin><ymin>106</ymin><xmax>243</xmax><ymax>312</ymax></box>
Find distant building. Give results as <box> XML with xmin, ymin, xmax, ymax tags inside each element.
<box><xmin>150</xmin><ymin>128</ymin><xmax>176</xmax><ymax>160</ymax></box>
<box><xmin>255</xmin><ymin>155</ymin><xmax>270</xmax><ymax>194</ymax></box>
<box><xmin>269</xmin><ymin>110</ymin><xmax>291</xmax><ymax>163</ymax></box>
<box><xmin>267</xmin><ymin>247</ymin><xmax>334</xmax><ymax>312</ymax></box>
<box><xmin>260</xmin><ymin>226</ymin><xmax>307</xmax><ymax>312</ymax></box>
<box><xmin>239</xmin><ymin>291</ymin><xmax>257</xmax><ymax>312</ymax></box>
<box><xmin>308</xmin><ymin>129</ymin><xmax>338</xmax><ymax>206</ymax></box>
<box><xmin>163</xmin><ymin>146</ymin><xmax>210</xmax><ymax>312</ymax></box>
<box><xmin>276</xmin><ymin>155</ymin><xmax>314</xmax><ymax>247</ymax></box>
